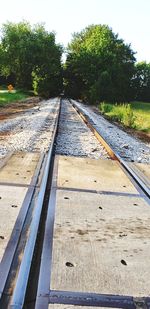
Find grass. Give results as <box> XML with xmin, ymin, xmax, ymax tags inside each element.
<box><xmin>130</xmin><ymin>102</ymin><xmax>150</xmax><ymax>133</ymax></box>
<box><xmin>99</xmin><ymin>101</ymin><xmax>150</xmax><ymax>133</ymax></box>
<box><xmin>0</xmin><ymin>90</ymin><xmax>29</xmax><ymax>107</ymax></box>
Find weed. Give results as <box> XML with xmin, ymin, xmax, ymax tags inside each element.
<box><xmin>122</xmin><ymin>104</ymin><xmax>136</xmax><ymax>127</ymax></box>
<box><xmin>99</xmin><ymin>102</ymin><xmax>113</xmax><ymax>114</ymax></box>
<box><xmin>99</xmin><ymin>102</ymin><xmax>137</xmax><ymax>129</ymax></box>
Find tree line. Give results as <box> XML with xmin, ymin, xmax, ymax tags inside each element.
<box><xmin>0</xmin><ymin>22</ymin><xmax>63</xmax><ymax>97</ymax></box>
<box><xmin>0</xmin><ymin>21</ymin><xmax>150</xmax><ymax>103</ymax></box>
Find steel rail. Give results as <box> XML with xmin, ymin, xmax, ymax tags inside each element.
<box><xmin>35</xmin><ymin>156</ymin><xmax>59</xmax><ymax>309</ymax></box>
<box><xmin>71</xmin><ymin>100</ymin><xmax>150</xmax><ymax>200</ymax></box>
<box><xmin>0</xmin><ymin>153</ymin><xmax>44</xmax><ymax>302</ymax></box>
<box><xmin>10</xmin><ymin>98</ymin><xmax>61</xmax><ymax>309</ymax></box>
<box><xmin>35</xmin><ymin>98</ymin><xmax>150</xmax><ymax>309</ymax></box>
<box><xmin>34</xmin><ymin>98</ymin><xmax>150</xmax><ymax>309</ymax></box>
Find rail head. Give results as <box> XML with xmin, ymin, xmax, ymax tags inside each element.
<box><xmin>70</xmin><ymin>99</ymin><xmax>150</xmax><ymax>200</ymax></box>
<box><xmin>10</xmin><ymin>98</ymin><xmax>61</xmax><ymax>308</ymax></box>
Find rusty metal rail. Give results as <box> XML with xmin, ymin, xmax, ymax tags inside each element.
<box><xmin>35</xmin><ymin>98</ymin><xmax>150</xmax><ymax>309</ymax></box>
<box><xmin>71</xmin><ymin>100</ymin><xmax>150</xmax><ymax>200</ymax></box>
<box><xmin>0</xmin><ymin>97</ymin><xmax>150</xmax><ymax>308</ymax></box>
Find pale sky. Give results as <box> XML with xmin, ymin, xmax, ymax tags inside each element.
<box><xmin>0</xmin><ymin>0</ymin><xmax>149</xmax><ymax>63</ymax></box>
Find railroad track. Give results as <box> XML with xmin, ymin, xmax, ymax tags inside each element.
<box><xmin>71</xmin><ymin>100</ymin><xmax>150</xmax><ymax>200</ymax></box>
<box><xmin>0</xmin><ymin>98</ymin><xmax>149</xmax><ymax>309</ymax></box>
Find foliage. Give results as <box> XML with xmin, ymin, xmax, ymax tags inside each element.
<box><xmin>65</xmin><ymin>24</ymin><xmax>136</xmax><ymax>103</ymax></box>
<box><xmin>122</xmin><ymin>104</ymin><xmax>136</xmax><ymax>127</ymax></box>
<box><xmin>99</xmin><ymin>101</ymin><xmax>150</xmax><ymax>132</ymax></box>
<box><xmin>99</xmin><ymin>102</ymin><xmax>136</xmax><ymax>127</ymax></box>
<box><xmin>100</xmin><ymin>102</ymin><xmax>112</xmax><ymax>113</ymax></box>
<box><xmin>0</xmin><ymin>22</ymin><xmax>63</xmax><ymax>96</ymax></box>
<box><xmin>131</xmin><ymin>62</ymin><xmax>150</xmax><ymax>101</ymax></box>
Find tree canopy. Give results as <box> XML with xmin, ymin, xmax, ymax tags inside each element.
<box><xmin>0</xmin><ymin>21</ymin><xmax>63</xmax><ymax>97</ymax></box>
<box><xmin>64</xmin><ymin>24</ymin><xmax>136</xmax><ymax>103</ymax></box>
<box><xmin>0</xmin><ymin>22</ymin><xmax>149</xmax><ymax>102</ymax></box>
<box><xmin>131</xmin><ymin>62</ymin><xmax>150</xmax><ymax>102</ymax></box>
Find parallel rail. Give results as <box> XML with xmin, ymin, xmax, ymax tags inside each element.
<box><xmin>0</xmin><ymin>97</ymin><xmax>149</xmax><ymax>308</ymax></box>
<box><xmin>35</xmin><ymin>99</ymin><xmax>150</xmax><ymax>309</ymax></box>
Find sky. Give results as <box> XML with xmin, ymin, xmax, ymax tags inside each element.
<box><xmin>0</xmin><ymin>0</ymin><xmax>149</xmax><ymax>63</ymax></box>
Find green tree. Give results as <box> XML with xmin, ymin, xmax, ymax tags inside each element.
<box><xmin>65</xmin><ymin>24</ymin><xmax>136</xmax><ymax>103</ymax></box>
<box><xmin>0</xmin><ymin>22</ymin><xmax>33</xmax><ymax>88</ymax></box>
<box><xmin>0</xmin><ymin>22</ymin><xmax>63</xmax><ymax>96</ymax></box>
<box><xmin>31</xmin><ymin>25</ymin><xmax>63</xmax><ymax>97</ymax></box>
<box><xmin>131</xmin><ymin>62</ymin><xmax>150</xmax><ymax>101</ymax></box>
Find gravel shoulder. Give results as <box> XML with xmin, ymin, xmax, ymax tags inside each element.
<box><xmin>72</xmin><ymin>100</ymin><xmax>150</xmax><ymax>164</ymax></box>
<box><xmin>0</xmin><ymin>97</ymin><xmax>60</xmax><ymax>159</ymax></box>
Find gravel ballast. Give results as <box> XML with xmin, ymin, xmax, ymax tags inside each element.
<box><xmin>0</xmin><ymin>98</ymin><xmax>60</xmax><ymax>158</ymax></box>
<box><xmin>56</xmin><ymin>99</ymin><xmax>108</xmax><ymax>158</ymax></box>
<box><xmin>0</xmin><ymin>97</ymin><xmax>149</xmax><ymax>163</ymax></box>
<box><xmin>72</xmin><ymin>100</ymin><xmax>150</xmax><ymax>164</ymax></box>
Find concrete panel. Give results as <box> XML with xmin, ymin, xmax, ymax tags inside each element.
<box><xmin>0</xmin><ymin>152</ymin><xmax>40</xmax><ymax>185</ymax></box>
<box><xmin>51</xmin><ymin>189</ymin><xmax>150</xmax><ymax>296</ymax></box>
<box><xmin>0</xmin><ymin>185</ymin><xmax>27</xmax><ymax>262</ymax></box>
<box><xmin>128</xmin><ymin>162</ymin><xmax>150</xmax><ymax>188</ymax></box>
<box><xmin>133</xmin><ymin>162</ymin><xmax>150</xmax><ymax>180</ymax></box>
<box><xmin>57</xmin><ymin>156</ymin><xmax>138</xmax><ymax>194</ymax></box>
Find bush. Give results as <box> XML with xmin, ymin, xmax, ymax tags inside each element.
<box><xmin>99</xmin><ymin>102</ymin><xmax>136</xmax><ymax>128</ymax></box>
<box><xmin>122</xmin><ymin>104</ymin><xmax>136</xmax><ymax>127</ymax></box>
<box><xmin>99</xmin><ymin>102</ymin><xmax>113</xmax><ymax>113</ymax></box>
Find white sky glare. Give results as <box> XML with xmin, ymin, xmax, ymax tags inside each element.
<box><xmin>0</xmin><ymin>0</ymin><xmax>149</xmax><ymax>62</ymax></box>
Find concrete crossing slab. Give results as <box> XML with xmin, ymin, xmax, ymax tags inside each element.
<box><xmin>57</xmin><ymin>156</ymin><xmax>139</xmax><ymax>194</ymax></box>
<box><xmin>50</xmin><ymin>156</ymin><xmax>150</xmax><ymax>297</ymax></box>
